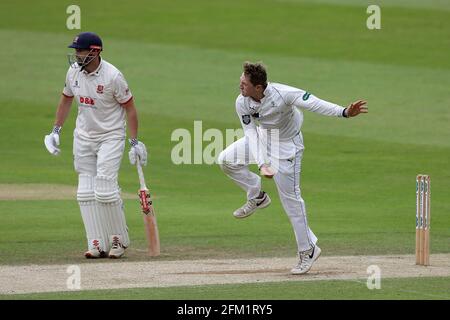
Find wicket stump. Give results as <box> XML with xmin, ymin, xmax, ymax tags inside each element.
<box><xmin>415</xmin><ymin>174</ymin><xmax>430</xmax><ymax>266</ymax></box>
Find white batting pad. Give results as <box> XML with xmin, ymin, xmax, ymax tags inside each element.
<box><xmin>94</xmin><ymin>175</ymin><xmax>121</xmax><ymax>203</ymax></box>
<box><xmin>77</xmin><ymin>174</ymin><xmax>95</xmax><ymax>202</ymax></box>
<box><xmin>95</xmin><ymin>201</ymin><xmax>130</xmax><ymax>248</ymax></box>
<box><xmin>77</xmin><ymin>174</ymin><xmax>109</xmax><ymax>252</ymax></box>
<box><xmin>94</xmin><ymin>175</ymin><xmax>130</xmax><ymax>248</ymax></box>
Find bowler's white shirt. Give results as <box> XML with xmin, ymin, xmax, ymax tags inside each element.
<box><xmin>63</xmin><ymin>58</ymin><xmax>133</xmax><ymax>141</ymax></box>
<box><xmin>236</xmin><ymin>82</ymin><xmax>345</xmax><ymax>165</ymax></box>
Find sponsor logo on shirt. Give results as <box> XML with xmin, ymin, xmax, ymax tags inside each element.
<box><xmin>302</xmin><ymin>92</ymin><xmax>311</xmax><ymax>101</ymax></box>
<box><xmin>79</xmin><ymin>96</ymin><xmax>95</xmax><ymax>106</ymax></box>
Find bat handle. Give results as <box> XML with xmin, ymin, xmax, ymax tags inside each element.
<box><xmin>136</xmin><ymin>156</ymin><xmax>147</xmax><ymax>190</ymax></box>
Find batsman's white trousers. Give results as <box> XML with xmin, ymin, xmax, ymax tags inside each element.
<box><xmin>73</xmin><ymin>135</ymin><xmax>125</xmax><ymax>180</ymax></box>
<box><xmin>218</xmin><ymin>136</ymin><xmax>317</xmax><ymax>253</ymax></box>
<box><xmin>73</xmin><ymin>134</ymin><xmax>129</xmax><ymax>251</ymax></box>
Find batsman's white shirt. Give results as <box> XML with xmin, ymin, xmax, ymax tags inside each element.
<box><xmin>63</xmin><ymin>58</ymin><xmax>133</xmax><ymax>141</ymax></box>
<box><xmin>236</xmin><ymin>82</ymin><xmax>345</xmax><ymax>166</ymax></box>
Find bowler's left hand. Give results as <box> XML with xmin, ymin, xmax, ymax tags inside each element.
<box><xmin>345</xmin><ymin>100</ymin><xmax>368</xmax><ymax>117</ymax></box>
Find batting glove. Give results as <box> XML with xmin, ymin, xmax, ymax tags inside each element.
<box><xmin>44</xmin><ymin>126</ymin><xmax>62</xmax><ymax>155</ymax></box>
<box><xmin>129</xmin><ymin>138</ymin><xmax>148</xmax><ymax>166</ymax></box>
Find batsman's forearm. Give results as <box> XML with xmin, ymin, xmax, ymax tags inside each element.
<box><xmin>54</xmin><ymin>95</ymin><xmax>73</xmax><ymax>127</ymax></box>
<box><xmin>126</xmin><ymin>105</ymin><xmax>139</xmax><ymax>139</ymax></box>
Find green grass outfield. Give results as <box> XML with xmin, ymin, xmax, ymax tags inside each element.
<box><xmin>0</xmin><ymin>0</ymin><xmax>449</xmax><ymax>299</ymax></box>
<box><xmin>2</xmin><ymin>277</ymin><xmax>450</xmax><ymax>300</ymax></box>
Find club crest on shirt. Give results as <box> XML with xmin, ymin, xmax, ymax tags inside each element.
<box><xmin>242</xmin><ymin>115</ymin><xmax>251</xmax><ymax>125</ymax></box>
<box><xmin>96</xmin><ymin>85</ymin><xmax>104</xmax><ymax>94</ymax></box>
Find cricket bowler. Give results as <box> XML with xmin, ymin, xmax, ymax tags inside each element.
<box><xmin>218</xmin><ymin>62</ymin><xmax>367</xmax><ymax>274</ymax></box>
<box><xmin>44</xmin><ymin>32</ymin><xmax>147</xmax><ymax>259</ymax></box>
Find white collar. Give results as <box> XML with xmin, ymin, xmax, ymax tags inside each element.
<box><xmin>260</xmin><ymin>82</ymin><xmax>271</xmax><ymax>103</ymax></box>
<box><xmin>82</xmin><ymin>57</ymin><xmax>103</xmax><ymax>76</ymax></box>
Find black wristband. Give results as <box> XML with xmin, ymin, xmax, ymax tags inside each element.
<box><xmin>129</xmin><ymin>138</ymin><xmax>138</xmax><ymax>147</ymax></box>
<box><xmin>52</xmin><ymin>126</ymin><xmax>62</xmax><ymax>134</ymax></box>
<box><xmin>342</xmin><ymin>108</ymin><xmax>348</xmax><ymax>118</ymax></box>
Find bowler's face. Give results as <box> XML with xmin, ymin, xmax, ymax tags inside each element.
<box><xmin>239</xmin><ymin>73</ymin><xmax>256</xmax><ymax>97</ymax></box>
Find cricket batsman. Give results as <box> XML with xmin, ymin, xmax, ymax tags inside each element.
<box><xmin>218</xmin><ymin>62</ymin><xmax>367</xmax><ymax>274</ymax></box>
<box><xmin>44</xmin><ymin>32</ymin><xmax>147</xmax><ymax>259</ymax></box>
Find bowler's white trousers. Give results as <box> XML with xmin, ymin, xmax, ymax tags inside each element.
<box><xmin>218</xmin><ymin>136</ymin><xmax>317</xmax><ymax>253</ymax></box>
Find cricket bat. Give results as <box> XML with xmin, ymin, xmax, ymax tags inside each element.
<box><xmin>136</xmin><ymin>158</ymin><xmax>160</xmax><ymax>256</ymax></box>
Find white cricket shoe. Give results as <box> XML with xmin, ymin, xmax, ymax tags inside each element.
<box><xmin>108</xmin><ymin>235</ymin><xmax>125</xmax><ymax>259</ymax></box>
<box><xmin>84</xmin><ymin>239</ymin><xmax>107</xmax><ymax>259</ymax></box>
<box><xmin>233</xmin><ymin>192</ymin><xmax>271</xmax><ymax>219</ymax></box>
<box><xmin>291</xmin><ymin>245</ymin><xmax>322</xmax><ymax>275</ymax></box>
